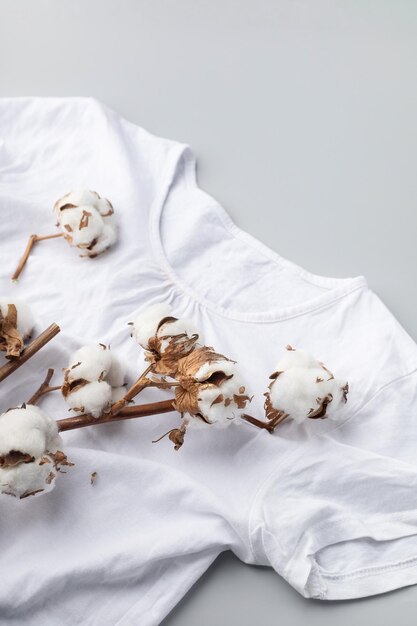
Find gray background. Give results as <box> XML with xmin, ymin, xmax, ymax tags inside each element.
<box><xmin>1</xmin><ymin>1</ymin><xmax>417</xmax><ymax>624</ymax></box>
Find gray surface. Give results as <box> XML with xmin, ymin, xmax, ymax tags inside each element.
<box><xmin>1</xmin><ymin>1</ymin><xmax>417</xmax><ymax>624</ymax></box>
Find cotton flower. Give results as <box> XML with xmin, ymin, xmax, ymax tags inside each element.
<box><xmin>264</xmin><ymin>345</ymin><xmax>349</xmax><ymax>426</ymax></box>
<box><xmin>0</xmin><ymin>298</ymin><xmax>34</xmax><ymax>358</ymax></box>
<box><xmin>0</xmin><ymin>404</ymin><xmax>72</xmax><ymax>499</ymax></box>
<box><xmin>130</xmin><ymin>303</ymin><xmax>203</xmax><ymax>376</ymax></box>
<box><xmin>53</xmin><ymin>189</ymin><xmax>117</xmax><ymax>258</ymax></box>
<box><xmin>62</xmin><ymin>344</ymin><xmax>126</xmax><ymax>417</ymax></box>
<box><xmin>174</xmin><ymin>346</ymin><xmax>251</xmax><ymax>428</ymax></box>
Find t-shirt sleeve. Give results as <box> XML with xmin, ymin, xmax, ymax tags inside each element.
<box><xmin>249</xmin><ymin>293</ymin><xmax>417</xmax><ymax>600</ymax></box>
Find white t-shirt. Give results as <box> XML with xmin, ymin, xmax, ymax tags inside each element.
<box><xmin>2</xmin><ymin>97</ymin><xmax>417</xmax><ymax>625</ymax></box>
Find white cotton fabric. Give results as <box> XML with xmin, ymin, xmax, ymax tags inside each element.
<box><xmin>2</xmin><ymin>98</ymin><xmax>417</xmax><ymax>624</ymax></box>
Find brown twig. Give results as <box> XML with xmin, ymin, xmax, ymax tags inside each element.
<box><xmin>240</xmin><ymin>413</ymin><xmax>277</xmax><ymax>433</ymax></box>
<box><xmin>110</xmin><ymin>364</ymin><xmax>153</xmax><ymax>415</ymax></box>
<box><xmin>27</xmin><ymin>368</ymin><xmax>61</xmax><ymax>405</ymax></box>
<box><xmin>0</xmin><ymin>323</ymin><xmax>61</xmax><ymax>383</ymax></box>
<box><xmin>56</xmin><ymin>398</ymin><xmax>176</xmax><ymax>431</ymax></box>
<box><xmin>12</xmin><ymin>233</ymin><xmax>64</xmax><ymax>281</ymax></box>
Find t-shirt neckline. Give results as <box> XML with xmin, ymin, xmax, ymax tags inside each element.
<box><xmin>149</xmin><ymin>143</ymin><xmax>368</xmax><ymax>324</ymax></box>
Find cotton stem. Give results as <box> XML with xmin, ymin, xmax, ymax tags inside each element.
<box><xmin>27</xmin><ymin>368</ymin><xmax>61</xmax><ymax>405</ymax></box>
<box><xmin>0</xmin><ymin>323</ymin><xmax>61</xmax><ymax>383</ymax></box>
<box><xmin>57</xmin><ymin>398</ymin><xmax>176</xmax><ymax>432</ymax></box>
<box><xmin>12</xmin><ymin>233</ymin><xmax>64</xmax><ymax>281</ymax></box>
<box><xmin>110</xmin><ymin>364</ymin><xmax>153</xmax><ymax>415</ymax></box>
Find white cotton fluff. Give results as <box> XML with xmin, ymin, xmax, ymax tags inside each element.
<box><xmin>272</xmin><ymin>347</ymin><xmax>320</xmax><ymax>371</ymax></box>
<box><xmin>0</xmin><ymin>405</ymin><xmax>63</xmax><ymax>498</ymax></box>
<box><xmin>0</xmin><ymin>298</ymin><xmax>34</xmax><ymax>339</ymax></box>
<box><xmin>80</xmin><ymin>222</ymin><xmax>117</xmax><ymax>257</ymax></box>
<box><xmin>130</xmin><ymin>303</ymin><xmax>172</xmax><ymax>349</ymax></box>
<box><xmin>191</xmin><ymin>360</ymin><xmax>248</xmax><ymax>429</ymax></box>
<box><xmin>0</xmin><ymin>405</ymin><xmax>62</xmax><ymax>458</ymax></box>
<box><xmin>63</xmin><ymin>345</ymin><xmax>126</xmax><ymax>417</ymax></box>
<box><xmin>0</xmin><ymin>459</ymin><xmax>58</xmax><ymax>499</ymax></box>
<box><xmin>53</xmin><ymin>189</ymin><xmax>117</xmax><ymax>257</ymax></box>
<box><xmin>66</xmin><ymin>344</ymin><xmax>113</xmax><ymax>383</ymax></box>
<box><xmin>268</xmin><ymin>347</ymin><xmax>348</xmax><ymax>424</ymax></box>
<box><xmin>105</xmin><ymin>353</ymin><xmax>126</xmax><ymax>388</ymax></box>
<box><xmin>66</xmin><ymin>380</ymin><xmax>113</xmax><ymax>417</ymax></box>
<box><xmin>157</xmin><ymin>317</ymin><xmax>202</xmax><ymax>352</ymax></box>
<box><xmin>55</xmin><ymin>189</ymin><xmax>100</xmax><ymax>208</ymax></box>
<box><xmin>131</xmin><ymin>303</ymin><xmax>204</xmax><ymax>353</ymax></box>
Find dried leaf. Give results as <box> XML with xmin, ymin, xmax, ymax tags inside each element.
<box><xmin>79</xmin><ymin>210</ymin><xmax>92</xmax><ymax>230</ymax></box>
<box><xmin>20</xmin><ymin>488</ymin><xmax>44</xmax><ymax>499</ymax></box>
<box><xmin>0</xmin><ymin>304</ymin><xmax>24</xmax><ymax>358</ymax></box>
<box><xmin>45</xmin><ymin>471</ymin><xmax>56</xmax><ymax>485</ymax></box>
<box><xmin>0</xmin><ymin>450</ymin><xmax>34</xmax><ymax>468</ymax></box>
<box><xmin>169</xmin><ymin>428</ymin><xmax>185</xmax><ymax>451</ymax></box>
<box><xmin>307</xmin><ymin>393</ymin><xmax>333</xmax><ymax>419</ymax></box>
<box><xmin>233</xmin><ymin>393</ymin><xmax>251</xmax><ymax>409</ymax></box>
<box><xmin>264</xmin><ymin>391</ymin><xmax>289</xmax><ymax>425</ymax></box>
<box><xmin>210</xmin><ymin>394</ymin><xmax>224</xmax><ymax>407</ymax></box>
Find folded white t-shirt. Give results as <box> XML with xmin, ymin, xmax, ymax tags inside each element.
<box><xmin>2</xmin><ymin>97</ymin><xmax>417</xmax><ymax>625</ymax></box>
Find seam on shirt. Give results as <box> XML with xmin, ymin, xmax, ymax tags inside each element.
<box><xmin>319</xmin><ymin>554</ymin><xmax>417</xmax><ymax>582</ymax></box>
<box><xmin>148</xmin><ymin>145</ymin><xmax>368</xmax><ymax>324</ymax></box>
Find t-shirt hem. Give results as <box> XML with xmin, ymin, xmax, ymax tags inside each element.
<box><xmin>285</xmin><ymin>512</ymin><xmax>417</xmax><ymax>600</ymax></box>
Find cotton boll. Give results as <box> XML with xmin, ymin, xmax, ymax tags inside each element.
<box><xmin>53</xmin><ymin>189</ymin><xmax>117</xmax><ymax>256</ymax></box>
<box><xmin>65</xmin><ymin>380</ymin><xmax>112</xmax><ymax>417</ymax></box>
<box><xmin>0</xmin><ymin>298</ymin><xmax>34</xmax><ymax>340</ymax></box>
<box><xmin>66</xmin><ymin>344</ymin><xmax>113</xmax><ymax>384</ymax></box>
<box><xmin>105</xmin><ymin>353</ymin><xmax>125</xmax><ymax>388</ymax></box>
<box><xmin>131</xmin><ymin>304</ymin><xmax>203</xmax><ymax>376</ymax></box>
<box><xmin>63</xmin><ymin>345</ymin><xmax>125</xmax><ymax>416</ymax></box>
<box><xmin>265</xmin><ymin>346</ymin><xmax>349</xmax><ymax>426</ymax></box>
<box><xmin>157</xmin><ymin>317</ymin><xmax>203</xmax><ymax>353</ymax></box>
<box><xmin>81</xmin><ymin>222</ymin><xmax>117</xmax><ymax>258</ymax></box>
<box><xmin>96</xmin><ymin>197</ymin><xmax>114</xmax><ymax>217</ymax></box>
<box><xmin>175</xmin><ymin>347</ymin><xmax>251</xmax><ymax>427</ymax></box>
<box><xmin>54</xmin><ymin>189</ymin><xmax>100</xmax><ymax>211</ymax></box>
<box><xmin>131</xmin><ymin>303</ymin><xmax>172</xmax><ymax>349</ymax></box>
<box><xmin>0</xmin><ymin>405</ymin><xmax>69</xmax><ymax>499</ymax></box>
<box><xmin>0</xmin><ymin>456</ymin><xmax>59</xmax><ymax>499</ymax></box>
<box><xmin>0</xmin><ymin>405</ymin><xmax>62</xmax><ymax>460</ymax></box>
<box><xmin>59</xmin><ymin>205</ymin><xmax>104</xmax><ymax>247</ymax></box>
<box><xmin>196</xmin><ymin>372</ymin><xmax>249</xmax><ymax>427</ymax></box>
<box><xmin>271</xmin><ymin>346</ymin><xmax>320</xmax><ymax>373</ymax></box>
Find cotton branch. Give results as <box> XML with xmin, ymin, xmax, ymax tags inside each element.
<box><xmin>110</xmin><ymin>364</ymin><xmax>153</xmax><ymax>415</ymax></box>
<box><xmin>27</xmin><ymin>368</ymin><xmax>61</xmax><ymax>405</ymax></box>
<box><xmin>56</xmin><ymin>398</ymin><xmax>176</xmax><ymax>431</ymax></box>
<box><xmin>0</xmin><ymin>323</ymin><xmax>61</xmax><ymax>383</ymax></box>
<box><xmin>12</xmin><ymin>233</ymin><xmax>64</xmax><ymax>281</ymax></box>
<box><xmin>240</xmin><ymin>413</ymin><xmax>282</xmax><ymax>433</ymax></box>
